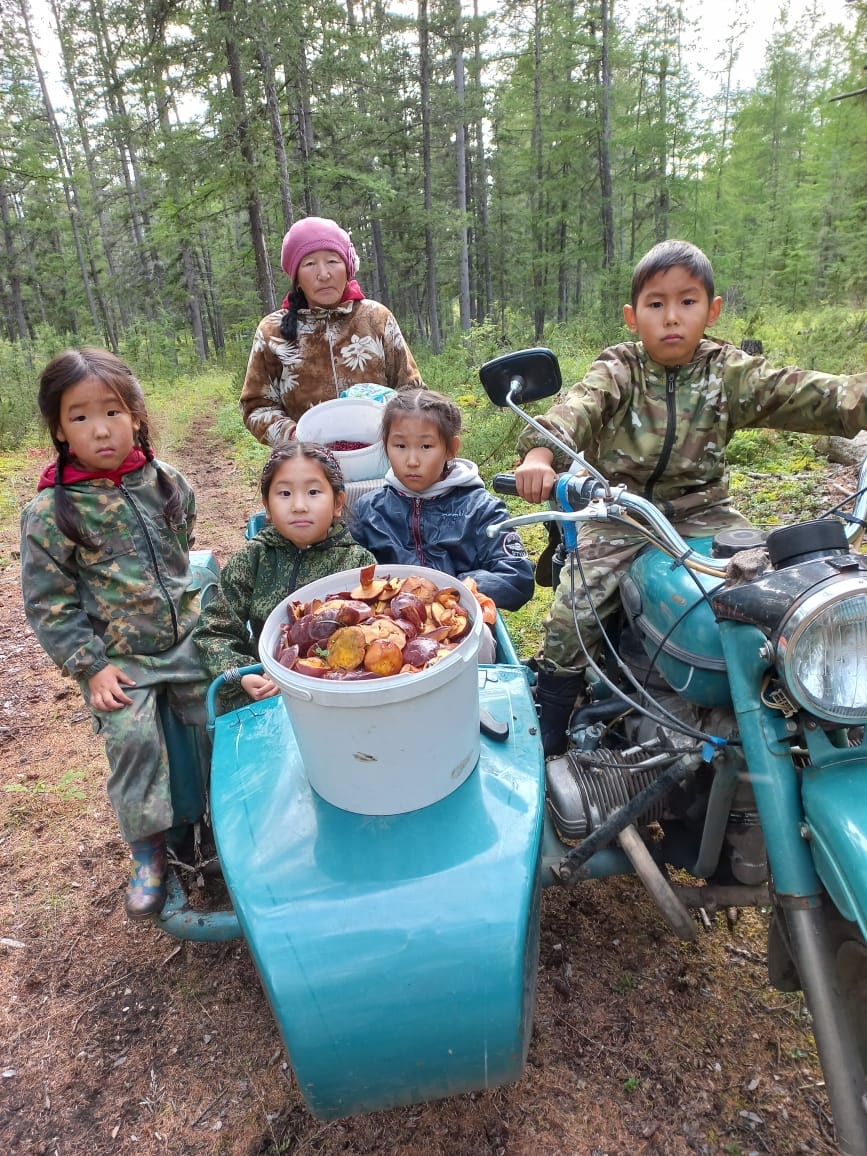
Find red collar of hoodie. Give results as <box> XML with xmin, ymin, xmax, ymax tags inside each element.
<box><xmin>37</xmin><ymin>447</ymin><xmax>149</xmax><ymax>491</ymax></box>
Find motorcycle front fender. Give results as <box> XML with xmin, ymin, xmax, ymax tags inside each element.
<box><xmin>802</xmin><ymin>732</ymin><xmax>867</xmax><ymax>939</ymax></box>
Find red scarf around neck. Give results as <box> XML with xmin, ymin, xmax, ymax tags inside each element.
<box><xmin>281</xmin><ymin>279</ymin><xmax>365</xmax><ymax>310</ymax></box>
<box><xmin>37</xmin><ymin>447</ymin><xmax>149</xmax><ymax>491</ymax></box>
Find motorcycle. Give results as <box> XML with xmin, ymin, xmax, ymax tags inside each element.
<box><xmin>155</xmin><ymin>347</ymin><xmax>867</xmax><ymax>1153</ymax></box>
<box><xmin>480</xmin><ymin>346</ymin><xmax>867</xmax><ymax>1154</ymax></box>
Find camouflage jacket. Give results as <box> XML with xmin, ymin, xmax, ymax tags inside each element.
<box><xmin>239</xmin><ymin>299</ymin><xmax>423</xmax><ymax>446</ymax></box>
<box><xmin>20</xmin><ymin>462</ymin><xmax>199</xmax><ymax>681</ymax></box>
<box><xmin>517</xmin><ymin>338</ymin><xmax>867</xmax><ymax>517</ymax></box>
<box><xmin>193</xmin><ymin>522</ymin><xmax>376</xmax><ymax>680</ymax></box>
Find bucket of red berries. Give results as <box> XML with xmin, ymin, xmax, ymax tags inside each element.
<box><xmin>295</xmin><ymin>395</ymin><xmax>389</xmax><ymax>482</ymax></box>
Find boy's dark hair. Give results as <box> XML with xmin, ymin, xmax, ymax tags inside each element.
<box><xmin>37</xmin><ymin>346</ymin><xmax>183</xmax><ymax>549</ymax></box>
<box><xmin>260</xmin><ymin>440</ymin><xmax>345</xmax><ymax>503</ymax></box>
<box><xmin>380</xmin><ymin>389</ymin><xmax>461</xmax><ymax>448</ymax></box>
<box><xmin>631</xmin><ymin>240</ymin><xmax>715</xmax><ymax>308</ymax></box>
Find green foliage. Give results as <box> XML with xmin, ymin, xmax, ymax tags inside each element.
<box><xmin>4</xmin><ymin>770</ymin><xmax>87</xmax><ymax>803</ymax></box>
<box><xmin>0</xmin><ymin>450</ymin><xmax>49</xmax><ymax>543</ymax></box>
<box><xmin>0</xmin><ymin>332</ymin><xmax>72</xmax><ymax>450</ymax></box>
<box><xmin>0</xmin><ymin>0</ymin><xmax>862</xmax><ymax>363</ymax></box>
<box><xmin>728</xmin><ymin>430</ymin><xmax>828</xmax><ymax>528</ymax></box>
<box><xmin>611</xmin><ymin>971</ymin><xmax>637</xmax><ymax>995</ymax></box>
<box><xmin>726</xmin><ymin>429</ymin><xmax>823</xmax><ymax>474</ymax></box>
<box><xmin>213</xmin><ymin>400</ymin><xmax>270</xmax><ymax>488</ymax></box>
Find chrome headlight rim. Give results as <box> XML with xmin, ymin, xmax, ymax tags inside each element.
<box><xmin>774</xmin><ymin>574</ymin><xmax>867</xmax><ymax>725</ymax></box>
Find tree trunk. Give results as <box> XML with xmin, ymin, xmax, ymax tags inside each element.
<box><xmin>452</xmin><ymin>0</ymin><xmax>471</xmax><ymax>332</ymax></box>
<box><xmin>183</xmin><ymin>244</ymin><xmax>208</xmax><ymax>360</ymax></box>
<box><xmin>18</xmin><ymin>0</ymin><xmax>105</xmax><ymax>339</ymax></box>
<box><xmin>88</xmin><ymin>0</ymin><xmax>164</xmax><ymax>309</ymax></box>
<box><xmin>531</xmin><ymin>0</ymin><xmax>545</xmax><ymax>343</ymax></box>
<box><xmin>419</xmin><ymin>0</ymin><xmax>441</xmax><ymax>352</ymax></box>
<box><xmin>255</xmin><ymin>39</ymin><xmax>295</xmax><ymax>234</ymax></box>
<box><xmin>0</xmin><ymin>182</ymin><xmax>28</xmax><ymax>341</ymax></box>
<box><xmin>597</xmin><ymin>0</ymin><xmax>615</xmax><ymax>315</ymax></box>
<box><xmin>470</xmin><ymin>0</ymin><xmax>492</xmax><ymax>322</ymax></box>
<box><xmin>50</xmin><ymin>0</ymin><xmax>122</xmax><ymax>341</ymax></box>
<box><xmin>218</xmin><ymin>0</ymin><xmax>275</xmax><ymax>316</ymax></box>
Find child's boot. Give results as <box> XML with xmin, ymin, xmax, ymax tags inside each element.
<box><xmin>124</xmin><ymin>833</ymin><xmax>168</xmax><ymax>919</ymax></box>
<box><xmin>534</xmin><ymin>672</ymin><xmax>584</xmax><ymax>757</ymax></box>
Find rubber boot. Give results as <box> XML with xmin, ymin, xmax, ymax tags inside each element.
<box><xmin>534</xmin><ymin>672</ymin><xmax>585</xmax><ymax>758</ymax></box>
<box><xmin>124</xmin><ymin>833</ymin><xmax>168</xmax><ymax>919</ymax></box>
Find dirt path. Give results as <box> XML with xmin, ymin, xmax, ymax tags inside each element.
<box><xmin>1</xmin><ymin>417</ymin><xmax>838</xmax><ymax>1155</ymax></box>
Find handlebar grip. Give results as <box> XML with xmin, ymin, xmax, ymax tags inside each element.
<box><xmin>492</xmin><ymin>473</ymin><xmax>519</xmax><ymax>496</ymax></box>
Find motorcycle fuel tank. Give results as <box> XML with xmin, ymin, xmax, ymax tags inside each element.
<box><xmin>620</xmin><ymin>536</ymin><xmax>731</xmax><ymax>708</ymax></box>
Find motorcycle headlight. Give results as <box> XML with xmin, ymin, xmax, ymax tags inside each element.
<box><xmin>775</xmin><ymin>575</ymin><xmax>867</xmax><ymax>724</ymax></box>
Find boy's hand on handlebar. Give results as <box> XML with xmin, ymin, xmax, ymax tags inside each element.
<box><xmin>88</xmin><ymin>664</ymin><xmax>136</xmax><ymax>711</ymax></box>
<box><xmin>241</xmin><ymin>672</ymin><xmax>280</xmax><ymax>700</ymax></box>
<box><xmin>515</xmin><ymin>447</ymin><xmax>557</xmax><ymax>504</ymax></box>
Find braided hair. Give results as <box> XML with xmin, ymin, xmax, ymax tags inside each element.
<box><xmin>379</xmin><ymin>388</ymin><xmax>461</xmax><ymax>446</ymax></box>
<box><xmin>37</xmin><ymin>347</ymin><xmax>184</xmax><ymax>549</ymax></box>
<box><xmin>278</xmin><ymin>285</ymin><xmax>308</xmax><ymax>344</ymax></box>
<box><xmin>260</xmin><ymin>440</ymin><xmax>346</xmax><ymax>505</ymax></box>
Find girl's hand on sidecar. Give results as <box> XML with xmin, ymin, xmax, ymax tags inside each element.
<box><xmin>241</xmin><ymin>672</ymin><xmax>280</xmax><ymax>700</ymax></box>
<box><xmin>88</xmin><ymin>663</ymin><xmax>136</xmax><ymax>711</ymax></box>
<box><xmin>515</xmin><ymin>448</ymin><xmax>557</xmax><ymax>504</ymax></box>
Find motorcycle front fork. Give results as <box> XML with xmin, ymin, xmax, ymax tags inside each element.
<box><xmin>719</xmin><ymin>621</ymin><xmax>867</xmax><ymax>1154</ymax></box>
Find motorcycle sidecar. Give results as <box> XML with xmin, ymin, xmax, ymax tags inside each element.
<box><xmin>159</xmin><ymin>607</ymin><xmax>547</xmax><ymax>1120</ymax></box>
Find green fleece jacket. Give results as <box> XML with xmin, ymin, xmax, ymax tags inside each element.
<box><xmin>193</xmin><ymin>522</ymin><xmax>376</xmax><ymax>684</ymax></box>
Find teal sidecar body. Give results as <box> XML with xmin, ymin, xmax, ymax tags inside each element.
<box><xmin>160</xmin><ymin>547</ymin><xmax>547</xmax><ymax>1119</ymax></box>
<box><xmin>210</xmin><ymin>652</ymin><xmax>545</xmax><ymax>1119</ymax></box>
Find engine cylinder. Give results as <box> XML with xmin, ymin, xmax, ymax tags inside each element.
<box><xmin>545</xmin><ymin>746</ymin><xmax>667</xmax><ymax>842</ymax></box>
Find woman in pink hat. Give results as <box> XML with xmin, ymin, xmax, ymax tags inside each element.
<box><xmin>240</xmin><ymin>217</ymin><xmax>424</xmax><ymax>446</ymax></box>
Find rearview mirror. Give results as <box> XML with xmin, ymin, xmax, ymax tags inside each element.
<box><xmin>478</xmin><ymin>348</ymin><xmax>562</xmax><ymax>407</ymax></box>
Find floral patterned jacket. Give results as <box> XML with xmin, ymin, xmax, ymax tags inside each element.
<box><xmin>239</xmin><ymin>299</ymin><xmax>423</xmax><ymax>446</ymax></box>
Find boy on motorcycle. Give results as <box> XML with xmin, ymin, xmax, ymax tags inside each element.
<box><xmin>514</xmin><ymin>238</ymin><xmax>867</xmax><ymax>756</ymax></box>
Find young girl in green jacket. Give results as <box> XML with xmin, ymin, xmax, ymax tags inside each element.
<box><xmin>20</xmin><ymin>348</ymin><xmax>209</xmax><ymax>920</ymax></box>
<box><xmin>193</xmin><ymin>442</ymin><xmax>375</xmax><ymax>707</ymax></box>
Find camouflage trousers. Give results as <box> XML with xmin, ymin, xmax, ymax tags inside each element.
<box><xmin>538</xmin><ymin>505</ymin><xmax>751</xmax><ymax>676</ymax></box>
<box><xmin>80</xmin><ymin>632</ymin><xmax>210</xmax><ymax>843</ymax></box>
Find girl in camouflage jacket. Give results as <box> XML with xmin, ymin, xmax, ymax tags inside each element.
<box><xmin>240</xmin><ymin>217</ymin><xmax>423</xmax><ymax>446</ymax></box>
<box><xmin>193</xmin><ymin>442</ymin><xmax>375</xmax><ymax>708</ymax></box>
<box><xmin>19</xmin><ymin>348</ymin><xmax>210</xmax><ymax>919</ymax></box>
<box><xmin>515</xmin><ymin>239</ymin><xmax>867</xmax><ymax>755</ymax></box>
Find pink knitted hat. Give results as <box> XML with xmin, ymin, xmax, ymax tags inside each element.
<box><xmin>280</xmin><ymin>217</ymin><xmax>359</xmax><ymax>282</ymax></box>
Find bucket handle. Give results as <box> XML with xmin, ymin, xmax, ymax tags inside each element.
<box><xmin>280</xmin><ymin>683</ymin><xmax>314</xmax><ymax>703</ymax></box>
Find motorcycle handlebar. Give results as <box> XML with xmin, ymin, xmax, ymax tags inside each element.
<box><xmin>493</xmin><ymin>472</ymin><xmax>607</xmax><ymax>508</ymax></box>
<box><xmin>492</xmin><ymin>473</ymin><xmax>519</xmax><ymax>497</ymax></box>
<box><xmin>488</xmin><ymin>472</ymin><xmax>729</xmax><ymax>578</ymax></box>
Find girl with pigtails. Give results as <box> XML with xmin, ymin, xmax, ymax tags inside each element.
<box><xmin>19</xmin><ymin>347</ymin><xmax>210</xmax><ymax>921</ymax></box>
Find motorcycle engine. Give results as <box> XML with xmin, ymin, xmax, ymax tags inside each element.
<box><xmin>547</xmin><ymin>637</ymin><xmax>768</xmax><ymax>885</ymax></box>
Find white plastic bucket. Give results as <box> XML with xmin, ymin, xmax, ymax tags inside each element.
<box><xmin>259</xmin><ymin>565</ymin><xmax>483</xmax><ymax>815</ymax></box>
<box><xmin>295</xmin><ymin>396</ymin><xmax>388</xmax><ymax>482</ymax></box>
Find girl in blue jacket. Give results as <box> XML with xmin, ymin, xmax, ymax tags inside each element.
<box><xmin>350</xmin><ymin>389</ymin><xmax>535</xmax><ymax>661</ymax></box>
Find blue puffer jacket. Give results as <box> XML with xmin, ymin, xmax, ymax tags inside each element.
<box><xmin>350</xmin><ymin>459</ymin><xmax>535</xmax><ymax>612</ymax></box>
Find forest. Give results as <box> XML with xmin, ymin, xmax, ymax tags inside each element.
<box><xmin>0</xmin><ymin>0</ymin><xmax>865</xmax><ymax>386</ymax></box>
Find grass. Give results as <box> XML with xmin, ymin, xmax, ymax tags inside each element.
<box><xmin>3</xmin><ymin>769</ymin><xmax>87</xmax><ymax>802</ymax></box>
